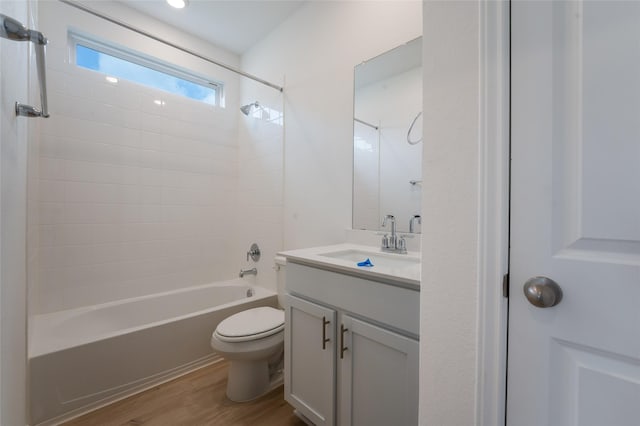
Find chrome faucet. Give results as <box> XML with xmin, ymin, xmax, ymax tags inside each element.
<box><xmin>382</xmin><ymin>214</ymin><xmax>397</xmax><ymax>248</ymax></box>
<box><xmin>409</xmin><ymin>215</ymin><xmax>422</xmax><ymax>233</ymax></box>
<box><xmin>381</xmin><ymin>215</ymin><xmax>407</xmax><ymax>254</ymax></box>
<box><xmin>239</xmin><ymin>268</ymin><xmax>257</xmax><ymax>278</ymax></box>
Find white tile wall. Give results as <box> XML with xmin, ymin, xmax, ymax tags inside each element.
<box><xmin>33</xmin><ymin>2</ymin><xmax>253</xmax><ymax>314</ymax></box>
<box><xmin>235</xmin><ymin>83</ymin><xmax>284</xmax><ymax>293</ymax></box>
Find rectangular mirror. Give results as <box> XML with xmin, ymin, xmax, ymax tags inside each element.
<box><xmin>352</xmin><ymin>37</ymin><xmax>422</xmax><ymax>233</ymax></box>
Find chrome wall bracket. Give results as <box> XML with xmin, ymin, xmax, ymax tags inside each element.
<box><xmin>1</xmin><ymin>14</ymin><xmax>49</xmax><ymax>119</ymax></box>
<box><xmin>15</xmin><ymin>103</ymin><xmax>46</xmax><ymax>118</ymax></box>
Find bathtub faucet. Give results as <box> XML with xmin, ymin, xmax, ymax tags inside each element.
<box><xmin>239</xmin><ymin>267</ymin><xmax>257</xmax><ymax>278</ymax></box>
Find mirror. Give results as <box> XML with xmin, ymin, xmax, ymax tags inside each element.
<box><xmin>352</xmin><ymin>37</ymin><xmax>422</xmax><ymax>233</ymax></box>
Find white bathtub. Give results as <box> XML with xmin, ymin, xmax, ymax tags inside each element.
<box><xmin>29</xmin><ymin>280</ymin><xmax>278</xmax><ymax>425</ymax></box>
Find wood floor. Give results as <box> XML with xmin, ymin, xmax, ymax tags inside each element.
<box><xmin>63</xmin><ymin>361</ymin><xmax>306</xmax><ymax>426</ymax></box>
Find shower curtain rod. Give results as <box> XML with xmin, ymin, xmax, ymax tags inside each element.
<box><xmin>58</xmin><ymin>0</ymin><xmax>284</xmax><ymax>93</ymax></box>
<box><xmin>354</xmin><ymin>117</ymin><xmax>379</xmax><ymax>130</ymax></box>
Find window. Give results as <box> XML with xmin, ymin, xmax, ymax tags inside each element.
<box><xmin>72</xmin><ymin>33</ymin><xmax>222</xmax><ymax>106</ymax></box>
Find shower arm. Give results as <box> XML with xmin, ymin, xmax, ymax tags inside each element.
<box><xmin>354</xmin><ymin>117</ymin><xmax>379</xmax><ymax>130</ymax></box>
<box><xmin>0</xmin><ymin>14</ymin><xmax>49</xmax><ymax>118</ymax></box>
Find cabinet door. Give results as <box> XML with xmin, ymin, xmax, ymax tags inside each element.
<box><xmin>285</xmin><ymin>295</ymin><xmax>336</xmax><ymax>426</ymax></box>
<box><xmin>339</xmin><ymin>315</ymin><xmax>419</xmax><ymax>426</ymax></box>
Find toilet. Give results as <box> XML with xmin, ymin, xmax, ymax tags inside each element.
<box><xmin>210</xmin><ymin>256</ymin><xmax>287</xmax><ymax>402</ymax></box>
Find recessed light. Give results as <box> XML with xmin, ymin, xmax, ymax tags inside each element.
<box><xmin>105</xmin><ymin>76</ymin><xmax>118</xmax><ymax>83</ymax></box>
<box><xmin>166</xmin><ymin>0</ymin><xmax>187</xmax><ymax>9</ymax></box>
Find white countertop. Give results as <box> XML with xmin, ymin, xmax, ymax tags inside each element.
<box><xmin>278</xmin><ymin>243</ymin><xmax>421</xmax><ymax>289</ymax></box>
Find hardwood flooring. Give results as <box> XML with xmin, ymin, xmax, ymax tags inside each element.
<box><xmin>62</xmin><ymin>361</ymin><xmax>306</xmax><ymax>426</ymax></box>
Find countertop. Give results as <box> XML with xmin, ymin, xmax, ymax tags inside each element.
<box><xmin>278</xmin><ymin>243</ymin><xmax>421</xmax><ymax>290</ymax></box>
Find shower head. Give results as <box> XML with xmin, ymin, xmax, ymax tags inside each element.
<box><xmin>240</xmin><ymin>101</ymin><xmax>262</xmax><ymax>116</ymax></box>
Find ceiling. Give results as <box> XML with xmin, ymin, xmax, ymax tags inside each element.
<box><xmin>118</xmin><ymin>0</ymin><xmax>306</xmax><ymax>55</ymax></box>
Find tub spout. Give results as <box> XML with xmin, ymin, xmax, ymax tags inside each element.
<box><xmin>239</xmin><ymin>268</ymin><xmax>257</xmax><ymax>278</ymax></box>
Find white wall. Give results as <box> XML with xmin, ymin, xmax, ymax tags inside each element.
<box><xmin>235</xmin><ymin>76</ymin><xmax>284</xmax><ymax>294</ymax></box>
<box><xmin>34</xmin><ymin>1</ymin><xmax>245</xmax><ymax>313</ymax></box>
<box><xmin>420</xmin><ymin>2</ymin><xmax>480</xmax><ymax>425</ymax></box>
<box><xmin>241</xmin><ymin>1</ymin><xmax>422</xmax><ymax>250</ymax></box>
<box><xmin>0</xmin><ymin>1</ymin><xmax>32</xmax><ymax>423</ymax></box>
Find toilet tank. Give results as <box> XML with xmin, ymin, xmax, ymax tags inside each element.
<box><xmin>274</xmin><ymin>255</ymin><xmax>287</xmax><ymax>309</ymax></box>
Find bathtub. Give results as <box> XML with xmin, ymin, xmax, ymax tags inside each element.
<box><xmin>29</xmin><ymin>280</ymin><xmax>278</xmax><ymax>425</ymax></box>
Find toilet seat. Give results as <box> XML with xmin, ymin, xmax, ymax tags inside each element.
<box><xmin>215</xmin><ymin>307</ymin><xmax>284</xmax><ymax>343</ymax></box>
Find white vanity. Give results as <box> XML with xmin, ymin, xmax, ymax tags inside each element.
<box><xmin>279</xmin><ymin>244</ymin><xmax>420</xmax><ymax>426</ymax></box>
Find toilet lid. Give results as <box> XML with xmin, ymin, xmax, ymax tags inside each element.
<box><xmin>215</xmin><ymin>307</ymin><xmax>284</xmax><ymax>342</ymax></box>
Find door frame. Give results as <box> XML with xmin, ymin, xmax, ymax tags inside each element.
<box><xmin>476</xmin><ymin>1</ymin><xmax>510</xmax><ymax>425</ymax></box>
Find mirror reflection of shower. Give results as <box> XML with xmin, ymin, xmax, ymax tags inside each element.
<box><xmin>352</xmin><ymin>36</ymin><xmax>422</xmax><ymax>233</ymax></box>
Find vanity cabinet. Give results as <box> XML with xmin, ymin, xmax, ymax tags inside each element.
<box><xmin>284</xmin><ymin>260</ymin><xmax>419</xmax><ymax>426</ymax></box>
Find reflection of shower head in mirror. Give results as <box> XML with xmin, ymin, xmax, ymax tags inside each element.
<box><xmin>407</xmin><ymin>111</ymin><xmax>422</xmax><ymax>145</ymax></box>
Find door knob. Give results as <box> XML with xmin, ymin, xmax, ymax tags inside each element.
<box><xmin>523</xmin><ymin>276</ymin><xmax>563</xmax><ymax>308</ymax></box>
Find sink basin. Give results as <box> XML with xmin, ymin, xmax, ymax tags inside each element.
<box><xmin>318</xmin><ymin>249</ymin><xmax>420</xmax><ymax>269</ymax></box>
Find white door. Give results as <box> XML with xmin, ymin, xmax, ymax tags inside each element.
<box><xmin>509</xmin><ymin>2</ymin><xmax>640</xmax><ymax>426</ymax></box>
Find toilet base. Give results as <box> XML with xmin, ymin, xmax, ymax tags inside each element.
<box><xmin>226</xmin><ymin>359</ymin><xmax>284</xmax><ymax>402</ymax></box>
